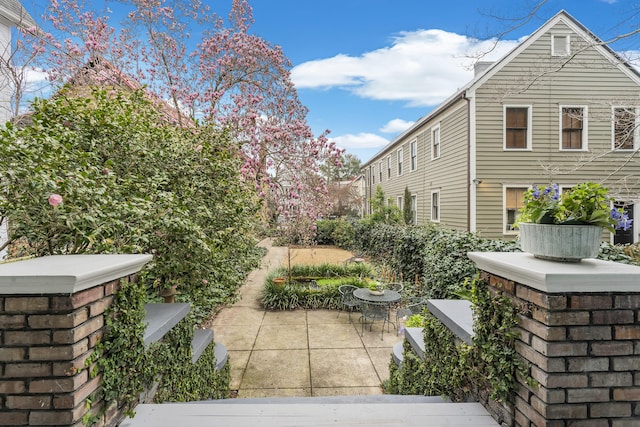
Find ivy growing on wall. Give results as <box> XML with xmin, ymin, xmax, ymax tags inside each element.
<box><xmin>387</xmin><ymin>277</ymin><xmax>535</xmax><ymax>406</ymax></box>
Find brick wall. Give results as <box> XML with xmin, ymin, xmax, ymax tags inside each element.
<box><xmin>481</xmin><ymin>271</ymin><xmax>640</xmax><ymax>427</ymax></box>
<box><xmin>0</xmin><ymin>276</ymin><xmax>134</xmax><ymax>426</ymax></box>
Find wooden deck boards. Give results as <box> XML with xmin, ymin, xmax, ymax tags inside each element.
<box><xmin>120</xmin><ymin>402</ymin><xmax>500</xmax><ymax>426</ymax></box>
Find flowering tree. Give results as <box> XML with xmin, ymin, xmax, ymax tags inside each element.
<box><xmin>26</xmin><ymin>0</ymin><xmax>341</xmax><ymax>236</ymax></box>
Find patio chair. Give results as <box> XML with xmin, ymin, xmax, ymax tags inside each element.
<box><xmin>395</xmin><ymin>296</ymin><xmax>428</xmax><ymax>327</ymax></box>
<box><xmin>360</xmin><ymin>301</ymin><xmax>393</xmax><ymax>340</ymax></box>
<box><xmin>338</xmin><ymin>285</ymin><xmax>361</xmax><ymax>322</ymax></box>
<box><xmin>386</xmin><ymin>282</ymin><xmax>404</xmax><ymax>293</ymax></box>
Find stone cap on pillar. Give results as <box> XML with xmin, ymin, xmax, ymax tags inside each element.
<box><xmin>0</xmin><ymin>254</ymin><xmax>153</xmax><ymax>294</ymax></box>
<box><xmin>468</xmin><ymin>252</ymin><xmax>640</xmax><ymax>294</ymax></box>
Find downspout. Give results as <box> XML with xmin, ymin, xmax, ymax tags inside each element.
<box><xmin>465</xmin><ymin>93</ymin><xmax>472</xmax><ymax>232</ymax></box>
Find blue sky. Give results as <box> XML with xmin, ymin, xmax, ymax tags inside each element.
<box><xmin>20</xmin><ymin>0</ymin><xmax>639</xmax><ymax>162</ymax></box>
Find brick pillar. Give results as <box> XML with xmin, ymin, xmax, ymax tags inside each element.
<box><xmin>0</xmin><ymin>254</ymin><xmax>151</xmax><ymax>426</ymax></box>
<box><xmin>469</xmin><ymin>252</ymin><xmax>640</xmax><ymax>427</ymax></box>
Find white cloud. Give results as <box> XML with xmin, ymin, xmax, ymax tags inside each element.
<box><xmin>380</xmin><ymin>118</ymin><xmax>414</xmax><ymax>134</ymax></box>
<box><xmin>331</xmin><ymin>133</ymin><xmax>389</xmax><ymax>150</ymax></box>
<box><xmin>291</xmin><ymin>29</ymin><xmax>519</xmax><ymax>107</ymax></box>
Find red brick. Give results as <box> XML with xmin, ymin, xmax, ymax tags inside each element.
<box><xmin>615</xmin><ymin>295</ymin><xmax>640</xmax><ymax>309</ymax></box>
<box><xmin>613</xmin><ymin>387</ymin><xmax>640</xmax><ymax>400</ymax></box>
<box><xmin>615</xmin><ymin>325</ymin><xmax>640</xmax><ymax>340</ymax></box>
<box><xmin>569</xmin><ymin>295</ymin><xmax>612</xmax><ymax>310</ymax></box>
<box><xmin>519</xmin><ymin>315</ymin><xmax>566</xmax><ymax>341</ymax></box>
<box><xmin>53</xmin><ymin>375</ymin><xmax>101</xmax><ymax>409</ymax></box>
<box><xmin>590</xmin><ymin>372</ymin><xmax>633</xmax><ymax>387</ymax></box>
<box><xmin>0</xmin><ymin>380</ymin><xmax>26</xmax><ymax>393</ymax></box>
<box><xmin>29</xmin><ymin>339</ymin><xmax>88</xmax><ymax>361</ymax></box>
<box><xmin>52</xmin><ymin>316</ymin><xmax>104</xmax><ymax>344</ymax></box>
<box><xmin>71</xmin><ymin>286</ymin><xmax>105</xmax><ymax>309</ymax></box>
<box><xmin>612</xmin><ymin>357</ymin><xmax>640</xmax><ymax>371</ymax></box>
<box><xmin>590</xmin><ymin>402</ymin><xmax>631</xmax><ymax>418</ymax></box>
<box><xmin>531</xmin><ymin>366</ymin><xmax>588</xmax><ymax>388</ymax></box>
<box><xmin>567</xmin><ymin>388</ymin><xmax>609</xmax><ymax>402</ymax></box>
<box><xmin>28</xmin><ymin>410</ymin><xmax>73</xmax><ymax>426</ymax></box>
<box><xmin>5</xmin><ymin>395</ymin><xmax>52</xmax><ymax>409</ymax></box>
<box><xmin>514</xmin><ymin>408</ymin><xmax>530</xmax><ymax>427</ymax></box>
<box><xmin>592</xmin><ymin>310</ymin><xmax>635</xmax><ymax>325</ymax></box>
<box><xmin>29</xmin><ymin>310</ymin><xmax>88</xmax><ymax>329</ymax></box>
<box><xmin>516</xmin><ymin>342</ymin><xmax>565</xmax><ymax>372</ymax></box>
<box><xmin>568</xmin><ymin>326</ymin><xmax>611</xmax><ymax>341</ymax></box>
<box><xmin>0</xmin><ymin>412</ymin><xmax>28</xmax><ymax>426</ymax></box>
<box><xmin>88</xmin><ymin>295</ymin><xmax>113</xmax><ymax>317</ymax></box>
<box><xmin>0</xmin><ymin>347</ymin><xmax>26</xmax><ymax>362</ymax></box>
<box><xmin>529</xmin><ymin>384</ymin><xmax>565</xmax><ymax>404</ymax></box>
<box><xmin>567</xmin><ymin>357</ymin><xmax>609</xmax><ymax>372</ymax></box>
<box><xmin>4</xmin><ymin>330</ymin><xmax>51</xmax><ymax>346</ymax></box>
<box><xmin>516</xmin><ymin>287</ymin><xmax>567</xmax><ymax>310</ymax></box>
<box><xmin>4</xmin><ymin>362</ymin><xmax>51</xmax><ymax>377</ymax></box>
<box><xmin>545</xmin><ymin>403</ymin><xmax>587</xmax><ymax>419</ymax></box>
<box><xmin>52</xmin><ymin>353</ymin><xmax>91</xmax><ymax>377</ymax></box>
<box><xmin>488</xmin><ymin>275</ymin><xmax>515</xmax><ymax>294</ymax></box>
<box><xmin>515</xmin><ymin>395</ymin><xmax>546</xmax><ymax>427</ymax></box>
<box><xmin>591</xmin><ymin>341</ymin><xmax>634</xmax><ymax>356</ymax></box>
<box><xmin>30</xmin><ymin>370</ymin><xmax>88</xmax><ymax>393</ymax></box>
<box><xmin>0</xmin><ymin>314</ymin><xmax>27</xmax><ymax>328</ymax></box>
<box><xmin>532</xmin><ymin>336</ymin><xmax>588</xmax><ymax>357</ymax></box>
<box><xmin>4</xmin><ymin>297</ymin><xmax>49</xmax><ymax>312</ymax></box>
<box><xmin>534</xmin><ymin>310</ymin><xmax>590</xmax><ymax>326</ymax></box>
<box><xmin>104</xmin><ymin>279</ymin><xmax>122</xmax><ymax>296</ymax></box>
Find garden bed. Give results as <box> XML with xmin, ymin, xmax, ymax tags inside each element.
<box><xmin>261</xmin><ymin>262</ymin><xmax>372</xmax><ymax>310</ymax></box>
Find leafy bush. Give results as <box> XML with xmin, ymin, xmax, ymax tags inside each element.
<box><xmin>0</xmin><ymin>89</ymin><xmax>262</xmax><ymax>323</ymax></box>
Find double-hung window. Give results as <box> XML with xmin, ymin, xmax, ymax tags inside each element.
<box><xmin>613</xmin><ymin>107</ymin><xmax>637</xmax><ymax>150</ymax></box>
<box><xmin>379</xmin><ymin>161</ymin><xmax>383</xmax><ymax>182</ymax></box>
<box><xmin>504</xmin><ymin>186</ymin><xmax>527</xmax><ymax>234</ymax></box>
<box><xmin>387</xmin><ymin>156</ymin><xmax>392</xmax><ymax>178</ymax></box>
<box><xmin>410</xmin><ymin>139</ymin><xmax>417</xmax><ymax>171</ymax></box>
<box><xmin>397</xmin><ymin>196</ymin><xmax>403</xmax><ymax>210</ymax></box>
<box><xmin>504</xmin><ymin>106</ymin><xmax>532</xmax><ymax>150</ymax></box>
<box><xmin>560</xmin><ymin>106</ymin><xmax>587</xmax><ymax>150</ymax></box>
<box><xmin>431</xmin><ymin>190</ymin><xmax>440</xmax><ymax>222</ymax></box>
<box><xmin>411</xmin><ymin>195</ymin><xmax>418</xmax><ymax>225</ymax></box>
<box><xmin>397</xmin><ymin>148</ymin><xmax>403</xmax><ymax>176</ymax></box>
<box><xmin>431</xmin><ymin>125</ymin><xmax>440</xmax><ymax>159</ymax></box>
<box><xmin>371</xmin><ymin>165</ymin><xmax>375</xmax><ymax>184</ymax></box>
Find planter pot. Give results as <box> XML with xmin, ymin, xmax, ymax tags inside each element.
<box><xmin>272</xmin><ymin>277</ymin><xmax>286</xmax><ymax>285</ymax></box>
<box><xmin>519</xmin><ymin>223</ymin><xmax>602</xmax><ymax>262</ymax></box>
<box><xmin>368</xmin><ymin>289</ymin><xmax>385</xmax><ymax>296</ymax></box>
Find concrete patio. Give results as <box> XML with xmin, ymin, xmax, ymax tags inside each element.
<box><xmin>208</xmin><ymin>240</ymin><xmax>403</xmax><ymax>398</ymax></box>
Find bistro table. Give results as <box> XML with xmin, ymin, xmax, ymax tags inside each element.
<box><xmin>353</xmin><ymin>287</ymin><xmax>401</xmax><ymax>304</ymax></box>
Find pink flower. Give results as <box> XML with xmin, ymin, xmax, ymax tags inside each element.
<box><xmin>196</xmin><ymin>144</ymin><xmax>203</xmax><ymax>152</ymax></box>
<box><xmin>48</xmin><ymin>194</ymin><xmax>63</xmax><ymax>207</ymax></box>
<box><xmin>202</xmin><ymin>279</ymin><xmax>208</xmax><ymax>285</ymax></box>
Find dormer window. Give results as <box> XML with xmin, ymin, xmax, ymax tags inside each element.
<box><xmin>552</xmin><ymin>34</ymin><xmax>570</xmax><ymax>57</ymax></box>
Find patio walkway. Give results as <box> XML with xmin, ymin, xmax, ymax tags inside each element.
<box><xmin>208</xmin><ymin>239</ymin><xmax>404</xmax><ymax>398</ymax></box>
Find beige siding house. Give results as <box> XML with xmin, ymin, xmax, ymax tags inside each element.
<box><xmin>362</xmin><ymin>10</ymin><xmax>640</xmax><ymax>244</ymax></box>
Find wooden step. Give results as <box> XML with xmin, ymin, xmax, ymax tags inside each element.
<box><xmin>143</xmin><ymin>303</ymin><xmax>190</xmax><ymax>347</ymax></box>
<box><xmin>191</xmin><ymin>329</ymin><xmax>214</xmax><ymax>363</ymax></box>
<box><xmin>426</xmin><ymin>299</ymin><xmax>474</xmax><ymax>345</ymax></box>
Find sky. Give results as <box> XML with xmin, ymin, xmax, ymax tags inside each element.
<box><xmin>19</xmin><ymin>0</ymin><xmax>640</xmax><ymax>163</ymax></box>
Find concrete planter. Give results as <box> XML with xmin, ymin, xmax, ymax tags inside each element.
<box><xmin>519</xmin><ymin>223</ymin><xmax>602</xmax><ymax>262</ymax></box>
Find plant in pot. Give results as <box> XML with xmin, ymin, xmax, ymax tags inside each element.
<box><xmin>517</xmin><ymin>182</ymin><xmax>632</xmax><ymax>262</ymax></box>
<box><xmin>364</xmin><ymin>277</ymin><xmax>385</xmax><ymax>295</ymax></box>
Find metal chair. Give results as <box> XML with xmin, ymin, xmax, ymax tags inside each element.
<box><xmin>386</xmin><ymin>282</ymin><xmax>404</xmax><ymax>293</ymax></box>
<box><xmin>338</xmin><ymin>285</ymin><xmax>361</xmax><ymax>322</ymax></box>
<box><xmin>360</xmin><ymin>301</ymin><xmax>393</xmax><ymax>340</ymax></box>
<box><xmin>395</xmin><ymin>296</ymin><xmax>428</xmax><ymax>326</ymax></box>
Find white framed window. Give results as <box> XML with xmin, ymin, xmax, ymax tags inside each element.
<box><xmin>504</xmin><ymin>105</ymin><xmax>532</xmax><ymax>150</ymax></box>
<box><xmin>431</xmin><ymin>125</ymin><xmax>440</xmax><ymax>159</ymax></box>
<box><xmin>430</xmin><ymin>190</ymin><xmax>440</xmax><ymax>222</ymax></box>
<box><xmin>612</xmin><ymin>107</ymin><xmax>638</xmax><ymax>151</ymax></box>
<box><xmin>397</xmin><ymin>148</ymin><xmax>403</xmax><ymax>176</ymax></box>
<box><xmin>560</xmin><ymin>106</ymin><xmax>588</xmax><ymax>151</ymax></box>
<box><xmin>551</xmin><ymin>34</ymin><xmax>570</xmax><ymax>57</ymax></box>
<box><xmin>397</xmin><ymin>196</ymin><xmax>403</xmax><ymax>209</ymax></box>
<box><xmin>411</xmin><ymin>195</ymin><xmax>418</xmax><ymax>225</ymax></box>
<box><xmin>378</xmin><ymin>161</ymin><xmax>383</xmax><ymax>181</ymax></box>
<box><xmin>387</xmin><ymin>156</ymin><xmax>392</xmax><ymax>178</ymax></box>
<box><xmin>410</xmin><ymin>139</ymin><xmax>418</xmax><ymax>171</ymax></box>
<box><xmin>503</xmin><ymin>186</ymin><xmax>528</xmax><ymax>234</ymax></box>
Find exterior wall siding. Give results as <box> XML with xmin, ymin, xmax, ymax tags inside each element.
<box><xmin>474</xmin><ymin>20</ymin><xmax>640</xmax><ymax>238</ymax></box>
<box><xmin>363</xmin><ymin>99</ymin><xmax>469</xmax><ymax>230</ymax></box>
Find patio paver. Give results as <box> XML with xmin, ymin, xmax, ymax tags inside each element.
<box><xmin>207</xmin><ymin>239</ymin><xmax>403</xmax><ymax>398</ymax></box>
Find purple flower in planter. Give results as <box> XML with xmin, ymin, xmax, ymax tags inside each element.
<box><xmin>532</xmin><ymin>185</ymin><xmax>541</xmax><ymax>199</ymax></box>
<box><xmin>612</xmin><ymin>209</ymin><xmax>633</xmax><ymax>231</ymax></box>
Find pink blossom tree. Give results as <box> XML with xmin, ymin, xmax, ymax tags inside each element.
<box><xmin>28</xmin><ymin>0</ymin><xmax>341</xmax><ymax>238</ymax></box>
